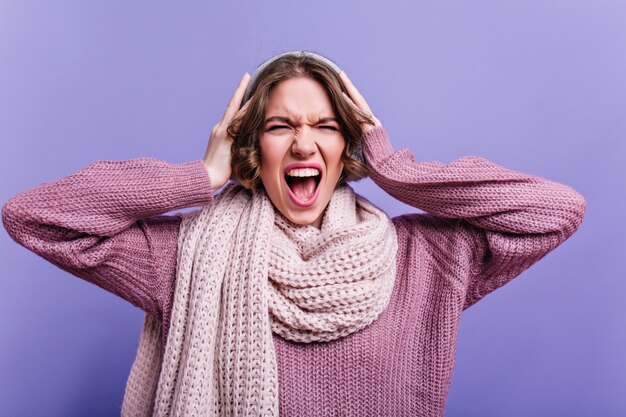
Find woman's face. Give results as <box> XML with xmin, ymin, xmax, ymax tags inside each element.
<box><xmin>259</xmin><ymin>76</ymin><xmax>345</xmax><ymax>228</ymax></box>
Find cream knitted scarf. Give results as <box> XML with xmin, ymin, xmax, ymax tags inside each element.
<box><xmin>121</xmin><ymin>183</ymin><xmax>398</xmax><ymax>416</ymax></box>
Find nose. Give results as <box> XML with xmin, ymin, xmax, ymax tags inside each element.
<box><xmin>290</xmin><ymin>126</ymin><xmax>317</xmax><ymax>159</ymax></box>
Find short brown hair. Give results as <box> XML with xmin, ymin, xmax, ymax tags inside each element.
<box><xmin>227</xmin><ymin>52</ymin><xmax>376</xmax><ymax>190</ymax></box>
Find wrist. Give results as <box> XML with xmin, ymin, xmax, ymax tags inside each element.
<box><xmin>203</xmin><ymin>161</ymin><xmax>221</xmax><ymax>192</ymax></box>
<box><xmin>362</xmin><ymin>118</ymin><xmax>383</xmax><ymax>135</ymax></box>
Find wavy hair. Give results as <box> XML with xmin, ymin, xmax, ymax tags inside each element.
<box><xmin>226</xmin><ymin>52</ymin><xmax>376</xmax><ymax>190</ymax></box>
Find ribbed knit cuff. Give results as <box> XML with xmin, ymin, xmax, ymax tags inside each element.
<box><xmin>361</xmin><ymin>126</ymin><xmax>395</xmax><ymax>166</ymax></box>
<box><xmin>164</xmin><ymin>159</ymin><xmax>214</xmax><ymax>209</ymax></box>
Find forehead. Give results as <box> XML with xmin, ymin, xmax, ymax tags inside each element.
<box><xmin>265</xmin><ymin>77</ymin><xmax>335</xmax><ymax>119</ymax></box>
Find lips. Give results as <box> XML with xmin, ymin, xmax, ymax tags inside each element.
<box><xmin>283</xmin><ymin>162</ymin><xmax>323</xmax><ymax>207</ymax></box>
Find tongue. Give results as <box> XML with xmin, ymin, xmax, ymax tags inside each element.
<box><xmin>291</xmin><ymin>177</ymin><xmax>317</xmax><ymax>201</ymax></box>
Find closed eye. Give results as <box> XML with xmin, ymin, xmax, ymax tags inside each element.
<box><xmin>268</xmin><ymin>125</ymin><xmax>337</xmax><ymax>131</ymax></box>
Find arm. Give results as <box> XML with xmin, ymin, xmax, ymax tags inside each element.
<box><xmin>2</xmin><ymin>72</ymin><xmax>251</xmax><ymax>321</ymax></box>
<box><xmin>1</xmin><ymin>158</ymin><xmax>213</xmax><ymax>320</ymax></box>
<box><xmin>362</xmin><ymin>126</ymin><xmax>587</xmax><ymax>309</ymax></box>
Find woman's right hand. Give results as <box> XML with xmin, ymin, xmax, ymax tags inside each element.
<box><xmin>203</xmin><ymin>73</ymin><xmax>251</xmax><ymax>192</ymax></box>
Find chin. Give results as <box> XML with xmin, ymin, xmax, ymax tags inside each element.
<box><xmin>281</xmin><ymin>207</ymin><xmax>322</xmax><ymax>226</ymax></box>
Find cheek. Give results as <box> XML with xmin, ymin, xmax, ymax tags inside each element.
<box><xmin>316</xmin><ymin>138</ymin><xmax>346</xmax><ymax>188</ymax></box>
<box><xmin>258</xmin><ymin>137</ymin><xmax>288</xmax><ymax>185</ymax></box>
<box><xmin>259</xmin><ymin>139</ymin><xmax>278</xmax><ymax>173</ymax></box>
<box><xmin>324</xmin><ymin>138</ymin><xmax>346</xmax><ymax>170</ymax></box>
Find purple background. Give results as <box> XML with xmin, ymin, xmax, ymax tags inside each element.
<box><xmin>1</xmin><ymin>1</ymin><xmax>624</xmax><ymax>416</ymax></box>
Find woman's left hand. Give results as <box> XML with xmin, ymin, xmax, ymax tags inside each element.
<box><xmin>338</xmin><ymin>70</ymin><xmax>383</xmax><ymax>135</ymax></box>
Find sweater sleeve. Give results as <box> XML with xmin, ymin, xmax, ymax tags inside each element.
<box><xmin>1</xmin><ymin>157</ymin><xmax>213</xmax><ymax>320</ymax></box>
<box><xmin>362</xmin><ymin>126</ymin><xmax>587</xmax><ymax>309</ymax></box>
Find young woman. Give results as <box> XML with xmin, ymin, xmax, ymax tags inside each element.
<box><xmin>2</xmin><ymin>51</ymin><xmax>586</xmax><ymax>416</ymax></box>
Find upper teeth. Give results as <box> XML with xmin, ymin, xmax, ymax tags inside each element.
<box><xmin>286</xmin><ymin>168</ymin><xmax>320</xmax><ymax>177</ymax></box>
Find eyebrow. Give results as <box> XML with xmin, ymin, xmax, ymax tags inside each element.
<box><xmin>264</xmin><ymin>116</ymin><xmax>339</xmax><ymax>126</ymax></box>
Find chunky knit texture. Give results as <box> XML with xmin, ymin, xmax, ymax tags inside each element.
<box><xmin>123</xmin><ymin>182</ymin><xmax>397</xmax><ymax>416</ymax></box>
<box><xmin>1</xmin><ymin>126</ymin><xmax>587</xmax><ymax>416</ymax></box>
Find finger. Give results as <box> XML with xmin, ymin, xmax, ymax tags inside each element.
<box><xmin>219</xmin><ymin>98</ymin><xmax>252</xmax><ymax>140</ymax></box>
<box><xmin>232</xmin><ymin>97</ymin><xmax>252</xmax><ymax>120</ymax></box>
<box><xmin>339</xmin><ymin>71</ymin><xmax>372</xmax><ymax>113</ymax></box>
<box><xmin>341</xmin><ymin>91</ymin><xmax>360</xmax><ymax>112</ymax></box>
<box><xmin>222</xmin><ymin>73</ymin><xmax>251</xmax><ymax>122</ymax></box>
<box><xmin>223</xmin><ymin>73</ymin><xmax>250</xmax><ymax>119</ymax></box>
<box><xmin>342</xmin><ymin>90</ymin><xmax>374</xmax><ymax>118</ymax></box>
<box><xmin>342</xmin><ymin>91</ymin><xmax>380</xmax><ymax>127</ymax></box>
<box><xmin>339</xmin><ymin>71</ymin><xmax>365</xmax><ymax>106</ymax></box>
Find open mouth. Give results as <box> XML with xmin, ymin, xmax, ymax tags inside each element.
<box><xmin>285</xmin><ymin>173</ymin><xmax>322</xmax><ymax>204</ymax></box>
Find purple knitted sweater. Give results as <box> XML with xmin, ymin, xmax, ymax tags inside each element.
<box><xmin>2</xmin><ymin>126</ymin><xmax>586</xmax><ymax>416</ymax></box>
